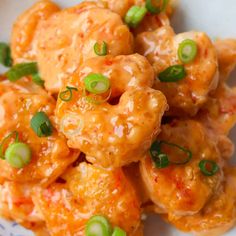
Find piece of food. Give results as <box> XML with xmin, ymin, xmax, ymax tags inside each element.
<box><xmin>0</xmin><ymin>181</ymin><xmax>44</xmax><ymax>230</ymax></box>
<box><xmin>56</xmin><ymin>54</ymin><xmax>168</xmax><ymax>168</ymax></box>
<box><xmin>0</xmin><ymin>80</ymin><xmax>78</xmax><ymax>184</ymax></box>
<box><xmin>140</xmin><ymin>120</ymin><xmax>224</xmax><ymax>216</ymax></box>
<box><xmin>215</xmin><ymin>39</ymin><xmax>236</xmax><ymax>81</ymax></box>
<box><xmin>11</xmin><ymin>0</ymin><xmax>60</xmax><ymax>63</ymax></box>
<box><xmin>33</xmin><ymin>162</ymin><xmax>141</xmax><ymax>236</ymax></box>
<box><xmin>135</xmin><ymin>26</ymin><xmax>219</xmax><ymax>116</ymax></box>
<box><xmin>165</xmin><ymin>167</ymin><xmax>236</xmax><ymax>236</ymax></box>
<box><xmin>35</xmin><ymin>2</ymin><xmax>134</xmax><ymax>93</ymax></box>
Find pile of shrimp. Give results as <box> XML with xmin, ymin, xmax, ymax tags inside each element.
<box><xmin>0</xmin><ymin>0</ymin><xmax>236</xmax><ymax>235</ymax></box>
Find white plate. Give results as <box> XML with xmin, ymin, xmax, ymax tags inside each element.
<box><xmin>0</xmin><ymin>0</ymin><xmax>235</xmax><ymax>235</ymax></box>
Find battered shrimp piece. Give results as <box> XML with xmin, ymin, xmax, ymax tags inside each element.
<box><xmin>56</xmin><ymin>54</ymin><xmax>168</xmax><ymax>168</ymax></box>
<box><xmin>165</xmin><ymin>167</ymin><xmax>236</xmax><ymax>236</ymax></box>
<box><xmin>0</xmin><ymin>82</ymin><xmax>78</xmax><ymax>184</ymax></box>
<box><xmin>33</xmin><ymin>162</ymin><xmax>141</xmax><ymax>236</ymax></box>
<box><xmin>133</xmin><ymin>12</ymin><xmax>170</xmax><ymax>36</ymax></box>
<box><xmin>197</xmin><ymin>84</ymin><xmax>236</xmax><ymax>136</ymax></box>
<box><xmin>215</xmin><ymin>39</ymin><xmax>236</xmax><ymax>81</ymax></box>
<box><xmin>196</xmin><ymin>84</ymin><xmax>236</xmax><ymax>160</ymax></box>
<box><xmin>11</xmin><ymin>0</ymin><xmax>60</xmax><ymax>63</ymax></box>
<box><xmin>0</xmin><ymin>181</ymin><xmax>44</xmax><ymax>230</ymax></box>
<box><xmin>140</xmin><ymin>120</ymin><xmax>224</xmax><ymax>216</ymax></box>
<box><xmin>36</xmin><ymin>2</ymin><xmax>134</xmax><ymax>93</ymax></box>
<box><xmin>135</xmin><ymin>26</ymin><xmax>219</xmax><ymax>116</ymax></box>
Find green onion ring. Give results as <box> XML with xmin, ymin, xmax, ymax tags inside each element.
<box><xmin>199</xmin><ymin>160</ymin><xmax>219</xmax><ymax>176</ymax></box>
<box><xmin>178</xmin><ymin>39</ymin><xmax>198</xmax><ymax>64</ymax></box>
<box><xmin>84</xmin><ymin>73</ymin><xmax>110</xmax><ymax>95</ymax></box>
<box><xmin>158</xmin><ymin>65</ymin><xmax>186</xmax><ymax>82</ymax></box>
<box><xmin>158</xmin><ymin>141</ymin><xmax>192</xmax><ymax>165</ymax></box>
<box><xmin>59</xmin><ymin>86</ymin><xmax>78</xmax><ymax>102</ymax></box>
<box><xmin>150</xmin><ymin>140</ymin><xmax>192</xmax><ymax>168</ymax></box>
<box><xmin>94</xmin><ymin>41</ymin><xmax>108</xmax><ymax>56</ymax></box>
<box><xmin>83</xmin><ymin>87</ymin><xmax>112</xmax><ymax>105</ymax></box>
<box><xmin>85</xmin><ymin>215</ymin><xmax>112</xmax><ymax>236</ymax></box>
<box><xmin>125</xmin><ymin>6</ymin><xmax>147</xmax><ymax>28</ymax></box>
<box><xmin>5</xmin><ymin>142</ymin><xmax>31</xmax><ymax>169</ymax></box>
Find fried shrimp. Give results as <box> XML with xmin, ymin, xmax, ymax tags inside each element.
<box><xmin>56</xmin><ymin>54</ymin><xmax>168</xmax><ymax>168</ymax></box>
<box><xmin>0</xmin><ymin>81</ymin><xmax>78</xmax><ymax>185</ymax></box>
<box><xmin>35</xmin><ymin>2</ymin><xmax>134</xmax><ymax>93</ymax></box>
<box><xmin>197</xmin><ymin>84</ymin><xmax>236</xmax><ymax>136</ymax></box>
<box><xmin>135</xmin><ymin>26</ymin><xmax>219</xmax><ymax>116</ymax></box>
<box><xmin>0</xmin><ymin>181</ymin><xmax>43</xmax><ymax>229</ymax></box>
<box><xmin>11</xmin><ymin>0</ymin><xmax>60</xmax><ymax>63</ymax></box>
<box><xmin>215</xmin><ymin>39</ymin><xmax>236</xmax><ymax>81</ymax></box>
<box><xmin>33</xmin><ymin>162</ymin><xmax>141</xmax><ymax>236</ymax></box>
<box><xmin>140</xmin><ymin>120</ymin><xmax>224</xmax><ymax>216</ymax></box>
<box><xmin>165</xmin><ymin>167</ymin><xmax>236</xmax><ymax>236</ymax></box>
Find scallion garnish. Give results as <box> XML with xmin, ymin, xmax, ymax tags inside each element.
<box><xmin>83</xmin><ymin>87</ymin><xmax>112</xmax><ymax>105</ymax></box>
<box><xmin>6</xmin><ymin>62</ymin><xmax>38</xmax><ymax>82</ymax></box>
<box><xmin>199</xmin><ymin>160</ymin><xmax>219</xmax><ymax>176</ymax></box>
<box><xmin>94</xmin><ymin>41</ymin><xmax>108</xmax><ymax>56</ymax></box>
<box><xmin>124</xmin><ymin>6</ymin><xmax>147</xmax><ymax>28</ymax></box>
<box><xmin>30</xmin><ymin>112</ymin><xmax>53</xmax><ymax>137</ymax></box>
<box><xmin>150</xmin><ymin>141</ymin><xmax>169</xmax><ymax>168</ymax></box>
<box><xmin>178</xmin><ymin>39</ymin><xmax>198</xmax><ymax>64</ymax></box>
<box><xmin>32</xmin><ymin>73</ymin><xmax>45</xmax><ymax>87</ymax></box>
<box><xmin>59</xmin><ymin>86</ymin><xmax>78</xmax><ymax>102</ymax></box>
<box><xmin>150</xmin><ymin>140</ymin><xmax>192</xmax><ymax>168</ymax></box>
<box><xmin>158</xmin><ymin>65</ymin><xmax>186</xmax><ymax>82</ymax></box>
<box><xmin>84</xmin><ymin>73</ymin><xmax>110</xmax><ymax>94</ymax></box>
<box><xmin>0</xmin><ymin>42</ymin><xmax>12</xmax><ymax>67</ymax></box>
<box><xmin>112</xmin><ymin>227</ymin><xmax>127</xmax><ymax>236</ymax></box>
<box><xmin>0</xmin><ymin>131</ymin><xmax>19</xmax><ymax>159</ymax></box>
<box><xmin>85</xmin><ymin>215</ymin><xmax>112</xmax><ymax>236</ymax></box>
<box><xmin>5</xmin><ymin>142</ymin><xmax>31</xmax><ymax>169</ymax></box>
<box><xmin>145</xmin><ymin>0</ymin><xmax>169</xmax><ymax>14</ymax></box>
<box><xmin>158</xmin><ymin>141</ymin><xmax>192</xmax><ymax>164</ymax></box>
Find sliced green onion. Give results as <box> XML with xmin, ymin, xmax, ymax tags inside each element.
<box><xmin>84</xmin><ymin>73</ymin><xmax>110</xmax><ymax>95</ymax></box>
<box><xmin>32</xmin><ymin>73</ymin><xmax>45</xmax><ymax>87</ymax></box>
<box><xmin>5</xmin><ymin>142</ymin><xmax>31</xmax><ymax>169</ymax></box>
<box><xmin>112</xmin><ymin>227</ymin><xmax>127</xmax><ymax>236</ymax></box>
<box><xmin>158</xmin><ymin>141</ymin><xmax>192</xmax><ymax>165</ymax></box>
<box><xmin>6</xmin><ymin>62</ymin><xmax>38</xmax><ymax>82</ymax></box>
<box><xmin>0</xmin><ymin>131</ymin><xmax>19</xmax><ymax>159</ymax></box>
<box><xmin>85</xmin><ymin>215</ymin><xmax>112</xmax><ymax>236</ymax></box>
<box><xmin>158</xmin><ymin>65</ymin><xmax>186</xmax><ymax>82</ymax></box>
<box><xmin>30</xmin><ymin>112</ymin><xmax>53</xmax><ymax>137</ymax></box>
<box><xmin>150</xmin><ymin>141</ymin><xmax>169</xmax><ymax>168</ymax></box>
<box><xmin>199</xmin><ymin>160</ymin><xmax>219</xmax><ymax>176</ymax></box>
<box><xmin>178</xmin><ymin>39</ymin><xmax>198</xmax><ymax>64</ymax></box>
<box><xmin>83</xmin><ymin>87</ymin><xmax>112</xmax><ymax>105</ymax></box>
<box><xmin>125</xmin><ymin>6</ymin><xmax>147</xmax><ymax>28</ymax></box>
<box><xmin>59</xmin><ymin>86</ymin><xmax>78</xmax><ymax>102</ymax></box>
<box><xmin>0</xmin><ymin>42</ymin><xmax>12</xmax><ymax>67</ymax></box>
<box><xmin>94</xmin><ymin>41</ymin><xmax>107</xmax><ymax>56</ymax></box>
<box><xmin>145</xmin><ymin>0</ymin><xmax>169</xmax><ymax>14</ymax></box>
<box><xmin>150</xmin><ymin>140</ymin><xmax>192</xmax><ymax>168</ymax></box>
